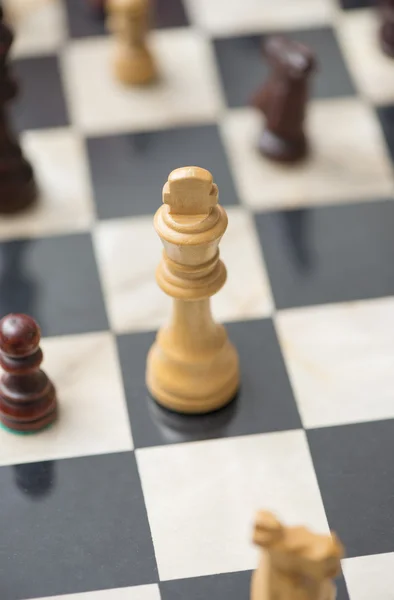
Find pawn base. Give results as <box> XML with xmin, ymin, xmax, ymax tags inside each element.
<box><xmin>258</xmin><ymin>129</ymin><xmax>308</xmax><ymax>164</ymax></box>
<box><xmin>0</xmin><ymin>177</ymin><xmax>37</xmax><ymax>215</ymax></box>
<box><xmin>0</xmin><ymin>380</ymin><xmax>58</xmax><ymax>433</ymax></box>
<box><xmin>114</xmin><ymin>48</ymin><xmax>158</xmax><ymax>86</ymax></box>
<box><xmin>146</xmin><ymin>335</ymin><xmax>239</xmax><ymax>415</ymax></box>
<box><xmin>0</xmin><ymin>405</ymin><xmax>57</xmax><ymax>433</ymax></box>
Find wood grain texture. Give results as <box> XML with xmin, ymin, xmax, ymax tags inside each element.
<box><xmin>107</xmin><ymin>0</ymin><xmax>157</xmax><ymax>86</ymax></box>
<box><xmin>251</xmin><ymin>511</ymin><xmax>344</xmax><ymax>600</ymax></box>
<box><xmin>146</xmin><ymin>166</ymin><xmax>239</xmax><ymax>414</ymax></box>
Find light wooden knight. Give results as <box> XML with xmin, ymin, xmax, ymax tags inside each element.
<box><xmin>251</xmin><ymin>511</ymin><xmax>344</xmax><ymax>600</ymax></box>
<box><xmin>146</xmin><ymin>166</ymin><xmax>239</xmax><ymax>414</ymax></box>
<box><xmin>107</xmin><ymin>0</ymin><xmax>157</xmax><ymax>85</ymax></box>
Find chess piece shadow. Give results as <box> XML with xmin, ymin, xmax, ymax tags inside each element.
<box><xmin>280</xmin><ymin>209</ymin><xmax>313</xmax><ymax>272</ymax></box>
<box><xmin>0</xmin><ymin>240</ymin><xmax>37</xmax><ymax>318</ymax></box>
<box><xmin>12</xmin><ymin>461</ymin><xmax>56</xmax><ymax>499</ymax></box>
<box><xmin>127</xmin><ymin>131</ymin><xmax>153</xmax><ymax>153</ymax></box>
<box><xmin>148</xmin><ymin>392</ymin><xmax>239</xmax><ymax>444</ymax></box>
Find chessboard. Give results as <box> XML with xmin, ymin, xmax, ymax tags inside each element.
<box><xmin>0</xmin><ymin>0</ymin><xmax>394</xmax><ymax>598</ymax></box>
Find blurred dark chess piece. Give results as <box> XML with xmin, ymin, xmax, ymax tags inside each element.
<box><xmin>252</xmin><ymin>36</ymin><xmax>316</xmax><ymax>163</ymax></box>
<box><xmin>0</xmin><ymin>7</ymin><xmax>37</xmax><ymax>213</ymax></box>
<box><xmin>379</xmin><ymin>0</ymin><xmax>394</xmax><ymax>57</ymax></box>
<box><xmin>0</xmin><ymin>314</ymin><xmax>57</xmax><ymax>433</ymax></box>
<box><xmin>13</xmin><ymin>461</ymin><xmax>56</xmax><ymax>498</ymax></box>
<box><xmin>87</xmin><ymin>0</ymin><xmax>107</xmax><ymax>19</ymax></box>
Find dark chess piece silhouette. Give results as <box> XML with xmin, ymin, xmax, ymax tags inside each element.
<box><xmin>379</xmin><ymin>0</ymin><xmax>394</xmax><ymax>57</ymax></box>
<box><xmin>0</xmin><ymin>314</ymin><xmax>58</xmax><ymax>433</ymax></box>
<box><xmin>0</xmin><ymin>7</ymin><xmax>37</xmax><ymax>213</ymax></box>
<box><xmin>252</xmin><ymin>36</ymin><xmax>316</xmax><ymax>163</ymax></box>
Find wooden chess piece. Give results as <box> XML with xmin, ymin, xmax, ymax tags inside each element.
<box><xmin>379</xmin><ymin>0</ymin><xmax>394</xmax><ymax>57</ymax></box>
<box><xmin>107</xmin><ymin>0</ymin><xmax>157</xmax><ymax>86</ymax></box>
<box><xmin>0</xmin><ymin>314</ymin><xmax>57</xmax><ymax>433</ymax></box>
<box><xmin>87</xmin><ymin>0</ymin><xmax>107</xmax><ymax>19</ymax></box>
<box><xmin>252</xmin><ymin>36</ymin><xmax>316</xmax><ymax>163</ymax></box>
<box><xmin>251</xmin><ymin>511</ymin><xmax>344</xmax><ymax>600</ymax></box>
<box><xmin>146</xmin><ymin>166</ymin><xmax>240</xmax><ymax>414</ymax></box>
<box><xmin>0</xmin><ymin>7</ymin><xmax>37</xmax><ymax>213</ymax></box>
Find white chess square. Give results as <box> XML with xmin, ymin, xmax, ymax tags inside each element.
<box><xmin>213</xmin><ymin>207</ymin><xmax>274</xmax><ymax>322</ymax></box>
<box><xmin>32</xmin><ymin>585</ymin><xmax>162</xmax><ymax>600</ymax></box>
<box><xmin>136</xmin><ymin>431</ymin><xmax>329</xmax><ymax>581</ymax></box>
<box><xmin>184</xmin><ymin>0</ymin><xmax>334</xmax><ymax>36</ymax></box>
<box><xmin>61</xmin><ymin>29</ymin><xmax>224</xmax><ymax>136</ymax></box>
<box><xmin>7</xmin><ymin>0</ymin><xmax>67</xmax><ymax>59</ymax></box>
<box><xmin>0</xmin><ymin>331</ymin><xmax>133</xmax><ymax>466</ymax></box>
<box><xmin>343</xmin><ymin>553</ymin><xmax>394</xmax><ymax>600</ymax></box>
<box><xmin>93</xmin><ymin>215</ymin><xmax>170</xmax><ymax>334</ymax></box>
<box><xmin>221</xmin><ymin>101</ymin><xmax>394</xmax><ymax>211</ymax></box>
<box><xmin>336</xmin><ymin>9</ymin><xmax>394</xmax><ymax>105</ymax></box>
<box><xmin>0</xmin><ymin>128</ymin><xmax>95</xmax><ymax>241</ymax></box>
<box><xmin>94</xmin><ymin>207</ymin><xmax>273</xmax><ymax>334</ymax></box>
<box><xmin>276</xmin><ymin>297</ymin><xmax>394</xmax><ymax>429</ymax></box>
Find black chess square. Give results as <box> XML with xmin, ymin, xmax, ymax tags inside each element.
<box><xmin>160</xmin><ymin>571</ymin><xmax>350</xmax><ymax>600</ymax></box>
<box><xmin>64</xmin><ymin>0</ymin><xmax>189</xmax><ymax>39</ymax></box>
<box><xmin>308</xmin><ymin>419</ymin><xmax>394</xmax><ymax>558</ymax></box>
<box><xmin>64</xmin><ymin>0</ymin><xmax>107</xmax><ymax>38</ymax></box>
<box><xmin>255</xmin><ymin>200</ymin><xmax>394</xmax><ymax>310</ymax></box>
<box><xmin>117</xmin><ymin>318</ymin><xmax>301</xmax><ymax>449</ymax></box>
<box><xmin>336</xmin><ymin>577</ymin><xmax>351</xmax><ymax>600</ymax></box>
<box><xmin>339</xmin><ymin>0</ymin><xmax>374</xmax><ymax>8</ymax></box>
<box><xmin>0</xmin><ymin>452</ymin><xmax>158</xmax><ymax>600</ymax></box>
<box><xmin>87</xmin><ymin>125</ymin><xmax>240</xmax><ymax>220</ymax></box>
<box><xmin>160</xmin><ymin>570</ymin><xmax>252</xmax><ymax>600</ymax></box>
<box><xmin>11</xmin><ymin>56</ymin><xmax>69</xmax><ymax>131</ymax></box>
<box><xmin>377</xmin><ymin>105</ymin><xmax>394</xmax><ymax>163</ymax></box>
<box><xmin>0</xmin><ymin>234</ymin><xmax>108</xmax><ymax>337</ymax></box>
<box><xmin>153</xmin><ymin>0</ymin><xmax>190</xmax><ymax>29</ymax></box>
<box><xmin>214</xmin><ymin>27</ymin><xmax>355</xmax><ymax>108</ymax></box>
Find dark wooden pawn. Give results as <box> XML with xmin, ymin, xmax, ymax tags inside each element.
<box><xmin>0</xmin><ymin>314</ymin><xmax>57</xmax><ymax>433</ymax></box>
<box><xmin>379</xmin><ymin>0</ymin><xmax>394</xmax><ymax>57</ymax></box>
<box><xmin>0</xmin><ymin>8</ymin><xmax>37</xmax><ymax>213</ymax></box>
<box><xmin>252</xmin><ymin>36</ymin><xmax>316</xmax><ymax>163</ymax></box>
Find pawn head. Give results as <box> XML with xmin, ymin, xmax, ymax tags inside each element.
<box><xmin>0</xmin><ymin>313</ymin><xmax>41</xmax><ymax>357</ymax></box>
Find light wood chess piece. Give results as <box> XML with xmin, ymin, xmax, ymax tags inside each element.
<box><xmin>146</xmin><ymin>166</ymin><xmax>240</xmax><ymax>414</ymax></box>
<box><xmin>251</xmin><ymin>511</ymin><xmax>344</xmax><ymax>600</ymax></box>
<box><xmin>107</xmin><ymin>0</ymin><xmax>157</xmax><ymax>86</ymax></box>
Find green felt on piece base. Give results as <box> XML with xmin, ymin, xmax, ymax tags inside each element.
<box><xmin>0</xmin><ymin>421</ymin><xmax>55</xmax><ymax>436</ymax></box>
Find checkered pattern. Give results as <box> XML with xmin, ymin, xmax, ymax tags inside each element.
<box><xmin>1</xmin><ymin>0</ymin><xmax>394</xmax><ymax>598</ymax></box>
